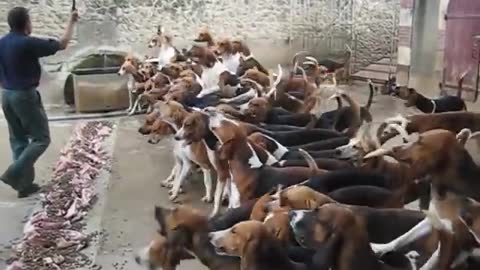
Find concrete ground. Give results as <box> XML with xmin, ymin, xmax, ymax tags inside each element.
<box><xmin>0</xmin><ymin>120</ymin><xmax>75</xmax><ymax>268</ymax></box>
<box><xmin>1</xmin><ymin>82</ymin><xmax>480</xmax><ymax>270</ymax></box>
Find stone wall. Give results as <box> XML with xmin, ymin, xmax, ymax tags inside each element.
<box><xmin>0</xmin><ymin>0</ymin><xmax>399</xmax><ymax>105</ymax></box>
<box><xmin>2</xmin><ymin>0</ymin><xmax>398</xmax><ymax>64</ymax></box>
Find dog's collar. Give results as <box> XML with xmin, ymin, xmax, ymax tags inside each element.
<box><xmin>431</xmin><ymin>100</ymin><xmax>436</xmax><ymax>113</ymax></box>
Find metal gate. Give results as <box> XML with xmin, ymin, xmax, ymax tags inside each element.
<box><xmin>291</xmin><ymin>0</ymin><xmax>399</xmax><ymax>75</ymax></box>
<box><xmin>442</xmin><ymin>0</ymin><xmax>480</xmax><ymax>102</ymax></box>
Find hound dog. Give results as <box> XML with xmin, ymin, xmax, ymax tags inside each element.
<box><xmin>147</xmin><ymin>27</ymin><xmax>179</xmax><ymax>69</ymax></box>
<box><xmin>186</xmin><ymin>45</ymin><xmax>240</xmax><ymax>100</ymax></box>
<box><xmin>135</xmin><ymin>233</ymin><xmax>195</xmax><ymax>270</ymax></box>
<box><xmin>153</xmin><ymin>100</ymin><xmax>215</xmax><ymax>202</ymax></box>
<box><xmin>209</xmin><ymin>220</ymin><xmax>307</xmax><ymax>270</ymax></box>
<box><xmin>247</xmin><ymin>132</ymin><xmax>352</xmax><ymax>170</ymax></box>
<box><xmin>396</xmin><ymin>86</ymin><xmax>466</xmax><ymax>114</ymax></box>
<box><xmin>139</xmin><ymin>118</ymin><xmax>175</xmax><ymax>145</ymax></box>
<box><xmin>118</xmin><ymin>55</ymin><xmax>149</xmax><ymax>115</ymax></box>
<box><xmin>239</xmin><ymin>68</ymin><xmax>270</xmax><ymax>88</ymax></box>
<box><xmin>174</xmin><ymin>110</ymin><xmax>232</xmax><ymax>216</ymax></box>
<box><xmin>236</xmin><ymin>55</ymin><xmax>269</xmax><ymax>78</ymax></box>
<box><xmin>379</xmin><ymin>112</ymin><xmax>480</xmax><ymax>144</ymax></box>
<box><xmin>289</xmin><ymin>204</ymin><xmax>418</xmax><ymax>270</ymax></box>
<box><xmin>216</xmin><ymin>38</ymin><xmax>241</xmax><ymax>74</ymax></box>
<box><xmin>366</xmin><ymin>129</ymin><xmax>480</xmax><ymax>269</ymax></box>
<box><xmin>140</xmin><ymin>203</ymin><xmax>260</xmax><ymax>270</ymax></box>
<box><xmin>277</xmin><ymin>186</ymin><xmax>426</xmax><ymax>244</ymax></box>
<box><xmin>335</xmin><ymin>123</ymin><xmax>428</xmax><ymax>205</ymax></box>
<box><xmin>194</xmin><ymin>28</ymin><xmax>217</xmax><ymax>49</ymax></box>
<box><xmin>207</xmin><ymin>111</ymin><xmax>325</xmax><ymax>207</ymax></box>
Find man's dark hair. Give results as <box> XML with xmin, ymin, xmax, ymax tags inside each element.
<box><xmin>8</xmin><ymin>7</ymin><xmax>30</xmax><ymax>32</ymax></box>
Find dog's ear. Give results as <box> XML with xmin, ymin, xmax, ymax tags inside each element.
<box><xmin>166</xmin><ymin>226</ymin><xmax>190</xmax><ymax>247</ymax></box>
<box><xmin>155</xmin><ymin>206</ymin><xmax>170</xmax><ymax>236</ymax></box>
<box><xmin>240</xmin><ymin>232</ymin><xmax>258</xmax><ymax>268</ymax></box>
<box><xmin>217</xmin><ymin>139</ymin><xmax>235</xmax><ymax>160</ymax></box>
<box><xmin>311</xmin><ymin>232</ymin><xmax>342</xmax><ymax>268</ymax></box>
<box><xmin>171</xmin><ymin>107</ymin><xmax>185</xmax><ymax>123</ymax></box>
<box><xmin>204</xmin><ymin>51</ymin><xmax>217</xmax><ymax>68</ymax></box>
<box><xmin>305</xmin><ymin>198</ymin><xmax>319</xmax><ymax>210</ymax></box>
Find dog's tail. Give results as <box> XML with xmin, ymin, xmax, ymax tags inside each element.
<box><xmin>457</xmin><ymin>72</ymin><xmax>470</xmax><ymax>111</ymax></box>
<box><xmin>296</xmin><ymin>65</ymin><xmax>309</xmax><ymax>84</ymax></box>
<box><xmin>292</xmin><ymin>51</ymin><xmax>310</xmax><ymax>67</ymax></box>
<box><xmin>365</xmin><ymin>79</ymin><xmax>374</xmax><ymax>110</ymax></box>
<box><xmin>297</xmin><ymin>148</ymin><xmax>320</xmax><ymax>175</ymax></box>
<box><xmin>458</xmin><ymin>71</ymin><xmax>467</xmax><ymax>98</ymax></box>
<box><xmin>456</xmin><ymin>128</ymin><xmax>472</xmax><ymax>146</ymax></box>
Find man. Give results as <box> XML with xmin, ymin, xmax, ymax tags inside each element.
<box><xmin>0</xmin><ymin>7</ymin><xmax>78</xmax><ymax>198</ymax></box>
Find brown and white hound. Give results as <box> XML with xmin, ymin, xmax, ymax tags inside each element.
<box><xmin>289</xmin><ymin>204</ymin><xmax>418</xmax><ymax>270</ymax></box>
<box><xmin>380</xmin><ymin>112</ymin><xmax>480</xmax><ymax>144</ymax></box>
<box><xmin>187</xmin><ymin>45</ymin><xmax>239</xmax><ymax>98</ymax></box>
<box><xmin>153</xmin><ymin>100</ymin><xmax>215</xmax><ymax>202</ymax></box>
<box><xmin>217</xmin><ymin>38</ymin><xmax>241</xmax><ymax>74</ymax></box>
<box><xmin>135</xmin><ymin>233</ymin><xmax>195</xmax><ymax>270</ymax></box>
<box><xmin>118</xmin><ymin>55</ymin><xmax>149</xmax><ymax>115</ymax></box>
<box><xmin>174</xmin><ymin>110</ymin><xmax>231</xmax><ymax>216</ymax></box>
<box><xmin>366</xmin><ymin>129</ymin><xmax>480</xmax><ymax>270</ymax></box>
<box><xmin>209</xmin><ymin>220</ymin><xmax>307</xmax><ymax>270</ymax></box>
<box><xmin>207</xmin><ymin>110</ymin><xmax>324</xmax><ymax>207</ymax></box>
<box><xmin>194</xmin><ymin>28</ymin><xmax>217</xmax><ymax>49</ymax></box>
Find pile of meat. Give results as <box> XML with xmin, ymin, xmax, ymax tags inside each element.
<box><xmin>7</xmin><ymin>121</ymin><xmax>114</xmax><ymax>270</ymax></box>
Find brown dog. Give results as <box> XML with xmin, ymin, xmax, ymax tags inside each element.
<box><xmin>154</xmin><ymin>205</ymin><xmax>241</xmax><ymax>270</ymax></box>
<box><xmin>380</xmin><ymin>112</ymin><xmax>480</xmax><ymax>144</ymax></box>
<box><xmin>209</xmin><ymin>220</ymin><xmax>307</xmax><ymax>270</ymax></box>
<box><xmin>208</xmin><ymin>111</ymin><xmax>324</xmax><ymax>207</ymax></box>
<box><xmin>289</xmin><ymin>204</ymin><xmax>417</xmax><ymax>270</ymax></box>
<box><xmin>135</xmin><ymin>233</ymin><xmax>194</xmax><ymax>270</ymax></box>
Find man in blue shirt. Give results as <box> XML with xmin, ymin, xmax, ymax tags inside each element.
<box><xmin>0</xmin><ymin>7</ymin><xmax>78</xmax><ymax>197</ymax></box>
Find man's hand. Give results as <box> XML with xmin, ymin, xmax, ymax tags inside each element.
<box><xmin>70</xmin><ymin>10</ymin><xmax>79</xmax><ymax>23</ymax></box>
<box><xmin>59</xmin><ymin>10</ymin><xmax>79</xmax><ymax>50</ymax></box>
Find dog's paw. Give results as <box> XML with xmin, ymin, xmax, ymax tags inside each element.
<box><xmin>219</xmin><ymin>98</ymin><xmax>230</xmax><ymax>104</ymax></box>
<box><xmin>160</xmin><ymin>181</ymin><xmax>169</xmax><ymax>188</ymax></box>
<box><xmin>161</xmin><ymin>179</ymin><xmax>173</xmax><ymax>187</ymax></box>
<box><xmin>370</xmin><ymin>243</ymin><xmax>394</xmax><ymax>256</ymax></box>
<box><xmin>169</xmin><ymin>193</ymin><xmax>179</xmax><ymax>202</ymax></box>
<box><xmin>202</xmin><ymin>195</ymin><xmax>213</xmax><ymax>203</ymax></box>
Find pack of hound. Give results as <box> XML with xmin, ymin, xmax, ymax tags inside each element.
<box><xmin>126</xmin><ymin>27</ymin><xmax>480</xmax><ymax>270</ymax></box>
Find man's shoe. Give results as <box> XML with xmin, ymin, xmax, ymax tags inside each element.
<box><xmin>17</xmin><ymin>184</ymin><xmax>41</xmax><ymax>198</ymax></box>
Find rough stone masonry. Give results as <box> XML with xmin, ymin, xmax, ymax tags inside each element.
<box><xmin>0</xmin><ymin>0</ymin><xmax>399</xmax><ymax>66</ymax></box>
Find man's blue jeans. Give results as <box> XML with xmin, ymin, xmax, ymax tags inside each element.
<box><xmin>1</xmin><ymin>89</ymin><xmax>50</xmax><ymax>191</ymax></box>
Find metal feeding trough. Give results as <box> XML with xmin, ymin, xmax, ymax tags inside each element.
<box><xmin>63</xmin><ymin>50</ymin><xmax>130</xmax><ymax>113</ymax></box>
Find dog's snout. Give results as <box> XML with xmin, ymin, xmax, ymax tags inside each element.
<box><xmin>134</xmin><ymin>255</ymin><xmax>141</xmax><ymax>264</ymax></box>
<box><xmin>174</xmin><ymin>135</ymin><xmax>182</xmax><ymax>141</ymax></box>
<box><xmin>138</xmin><ymin>127</ymin><xmax>151</xmax><ymax>135</ymax></box>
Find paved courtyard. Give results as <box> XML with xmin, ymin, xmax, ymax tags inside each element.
<box><xmin>1</xmin><ymin>83</ymin><xmax>479</xmax><ymax>270</ymax></box>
